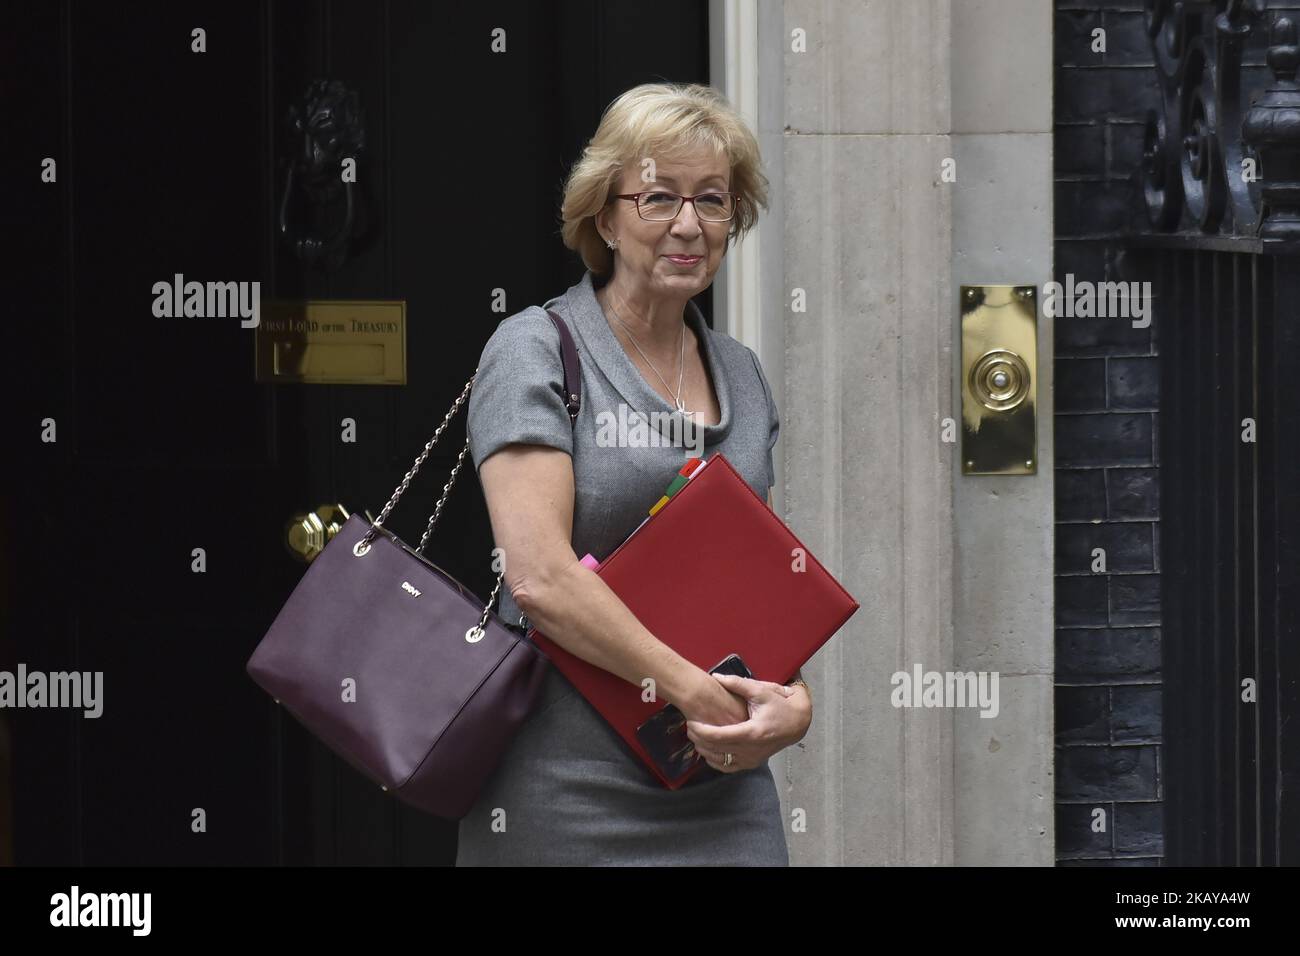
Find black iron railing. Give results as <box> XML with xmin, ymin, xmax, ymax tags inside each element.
<box><xmin>1128</xmin><ymin>1</ymin><xmax>1300</xmax><ymax>865</ymax></box>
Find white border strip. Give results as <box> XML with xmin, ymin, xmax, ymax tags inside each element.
<box><xmin>710</xmin><ymin>0</ymin><xmax>763</xmax><ymax>354</ymax></box>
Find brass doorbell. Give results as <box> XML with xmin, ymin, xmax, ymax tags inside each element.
<box><xmin>960</xmin><ymin>285</ymin><xmax>1038</xmax><ymax>475</ymax></box>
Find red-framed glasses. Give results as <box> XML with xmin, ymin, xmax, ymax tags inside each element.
<box><xmin>609</xmin><ymin>190</ymin><xmax>740</xmax><ymax>222</ymax></box>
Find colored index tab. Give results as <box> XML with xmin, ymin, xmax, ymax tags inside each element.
<box><xmin>664</xmin><ymin>474</ymin><xmax>689</xmax><ymax>497</ymax></box>
<box><xmin>648</xmin><ymin>494</ymin><xmax>671</xmax><ymax>517</ymax></box>
<box><xmin>679</xmin><ymin>458</ymin><xmax>705</xmax><ymax>477</ymax></box>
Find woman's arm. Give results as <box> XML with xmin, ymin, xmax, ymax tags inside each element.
<box><xmin>478</xmin><ymin>444</ymin><xmax>748</xmax><ymax>724</ymax></box>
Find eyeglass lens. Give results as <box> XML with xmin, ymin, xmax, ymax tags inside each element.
<box><xmin>638</xmin><ymin>192</ymin><xmax>735</xmax><ymax>221</ymax></box>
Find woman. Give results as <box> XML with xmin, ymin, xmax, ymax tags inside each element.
<box><xmin>458</xmin><ymin>82</ymin><xmax>811</xmax><ymax>866</ymax></box>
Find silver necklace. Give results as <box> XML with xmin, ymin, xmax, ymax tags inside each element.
<box><xmin>605</xmin><ymin>295</ymin><xmax>694</xmax><ymax>416</ymax></box>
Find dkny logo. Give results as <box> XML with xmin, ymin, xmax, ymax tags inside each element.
<box><xmin>401</xmin><ymin>581</ymin><xmax>421</xmax><ymax>598</ymax></box>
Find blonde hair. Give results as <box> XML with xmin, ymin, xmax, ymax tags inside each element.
<box><xmin>560</xmin><ymin>82</ymin><xmax>769</xmax><ymax>277</ymax></box>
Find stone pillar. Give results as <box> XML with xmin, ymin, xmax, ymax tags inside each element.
<box><xmin>760</xmin><ymin>0</ymin><xmax>1054</xmax><ymax>865</ymax></box>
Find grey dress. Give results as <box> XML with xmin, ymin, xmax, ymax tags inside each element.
<box><xmin>456</xmin><ymin>269</ymin><xmax>788</xmax><ymax>866</ymax></box>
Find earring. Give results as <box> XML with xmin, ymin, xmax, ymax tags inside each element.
<box><xmin>606</xmin><ymin>236</ymin><xmax>618</xmax><ymax>250</ymax></box>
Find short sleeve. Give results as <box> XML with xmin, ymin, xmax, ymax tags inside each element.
<box><xmin>747</xmin><ymin>347</ymin><xmax>780</xmax><ymax>491</ymax></box>
<box><xmin>466</xmin><ymin>307</ymin><xmax>575</xmax><ymax>471</ymax></box>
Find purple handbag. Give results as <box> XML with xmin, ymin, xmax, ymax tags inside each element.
<box><xmin>247</xmin><ymin>310</ymin><xmax>582</xmax><ymax>820</ymax></box>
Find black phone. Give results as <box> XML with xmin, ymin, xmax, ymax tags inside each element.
<box><xmin>708</xmin><ymin>652</ymin><xmax>753</xmax><ymax>681</ymax></box>
<box><xmin>634</xmin><ymin>653</ymin><xmax>753</xmax><ymax>781</ymax></box>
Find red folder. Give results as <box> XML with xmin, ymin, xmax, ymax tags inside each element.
<box><xmin>527</xmin><ymin>452</ymin><xmax>860</xmax><ymax>788</ymax></box>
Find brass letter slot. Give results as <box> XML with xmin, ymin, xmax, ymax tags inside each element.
<box><xmin>256</xmin><ymin>300</ymin><xmax>406</xmax><ymax>385</ymax></box>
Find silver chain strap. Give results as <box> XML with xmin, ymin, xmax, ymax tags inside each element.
<box><xmin>352</xmin><ymin>370</ymin><xmax>508</xmax><ymax>635</ymax></box>
<box><xmin>416</xmin><ymin>435</ymin><xmax>473</xmax><ymax>553</ymax></box>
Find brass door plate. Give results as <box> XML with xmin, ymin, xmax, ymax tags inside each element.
<box><xmin>255</xmin><ymin>300</ymin><xmax>406</xmax><ymax>384</ymax></box>
<box><xmin>960</xmin><ymin>285</ymin><xmax>1037</xmax><ymax>475</ymax></box>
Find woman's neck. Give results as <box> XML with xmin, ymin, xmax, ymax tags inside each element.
<box><xmin>595</xmin><ymin>276</ymin><xmax>691</xmax><ymax>355</ymax></box>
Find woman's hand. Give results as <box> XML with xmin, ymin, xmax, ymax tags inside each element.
<box><xmin>685</xmin><ymin>674</ymin><xmax>813</xmax><ymax>773</ymax></box>
<box><xmin>676</xmin><ymin>670</ymin><xmax>750</xmax><ymax>727</ymax></box>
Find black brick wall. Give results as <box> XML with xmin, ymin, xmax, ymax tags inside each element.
<box><xmin>1053</xmin><ymin>0</ymin><xmax>1163</xmax><ymax>866</ymax></box>
<box><xmin>1052</xmin><ymin>0</ymin><xmax>1300</xmax><ymax>867</ymax></box>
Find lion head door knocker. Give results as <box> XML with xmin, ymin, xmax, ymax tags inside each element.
<box><xmin>278</xmin><ymin>79</ymin><xmax>371</xmax><ymax>272</ymax></box>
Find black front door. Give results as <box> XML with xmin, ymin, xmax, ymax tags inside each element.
<box><xmin>5</xmin><ymin>0</ymin><xmax>709</xmax><ymax>866</ymax></box>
